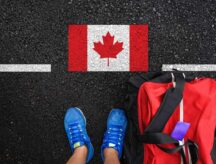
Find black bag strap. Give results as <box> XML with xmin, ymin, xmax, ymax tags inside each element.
<box><xmin>157</xmin><ymin>140</ymin><xmax>198</xmax><ymax>164</ymax></box>
<box><xmin>188</xmin><ymin>140</ymin><xmax>199</xmax><ymax>164</ymax></box>
<box><xmin>139</xmin><ymin>133</ymin><xmax>198</xmax><ymax>164</ymax></box>
<box><xmin>138</xmin><ymin>132</ymin><xmax>179</xmax><ymax>144</ymax></box>
<box><xmin>144</xmin><ymin>74</ymin><xmax>185</xmax><ymax>133</ymax></box>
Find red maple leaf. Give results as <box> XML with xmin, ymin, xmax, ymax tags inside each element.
<box><xmin>93</xmin><ymin>32</ymin><xmax>124</xmax><ymax>66</ymax></box>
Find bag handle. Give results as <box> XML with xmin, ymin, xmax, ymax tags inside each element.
<box><xmin>144</xmin><ymin>73</ymin><xmax>185</xmax><ymax>133</ymax></box>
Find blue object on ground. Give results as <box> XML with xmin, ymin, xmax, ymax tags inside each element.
<box><xmin>101</xmin><ymin>109</ymin><xmax>128</xmax><ymax>160</ymax></box>
<box><xmin>64</xmin><ymin>107</ymin><xmax>94</xmax><ymax>163</ymax></box>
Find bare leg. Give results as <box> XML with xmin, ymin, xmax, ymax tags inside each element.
<box><xmin>104</xmin><ymin>148</ymin><xmax>120</xmax><ymax>164</ymax></box>
<box><xmin>66</xmin><ymin>146</ymin><xmax>88</xmax><ymax>164</ymax></box>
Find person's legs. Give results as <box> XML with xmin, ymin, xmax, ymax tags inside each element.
<box><xmin>64</xmin><ymin>107</ymin><xmax>94</xmax><ymax>164</ymax></box>
<box><xmin>104</xmin><ymin>148</ymin><xmax>120</xmax><ymax>164</ymax></box>
<box><xmin>66</xmin><ymin>146</ymin><xmax>88</xmax><ymax>164</ymax></box>
<box><xmin>101</xmin><ymin>109</ymin><xmax>128</xmax><ymax>164</ymax></box>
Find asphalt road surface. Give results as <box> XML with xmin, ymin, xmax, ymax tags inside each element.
<box><xmin>0</xmin><ymin>0</ymin><xmax>216</xmax><ymax>163</ymax></box>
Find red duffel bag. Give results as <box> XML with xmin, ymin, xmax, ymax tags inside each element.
<box><xmin>123</xmin><ymin>73</ymin><xmax>216</xmax><ymax>164</ymax></box>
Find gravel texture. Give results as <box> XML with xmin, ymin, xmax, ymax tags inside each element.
<box><xmin>0</xmin><ymin>0</ymin><xmax>216</xmax><ymax>163</ymax></box>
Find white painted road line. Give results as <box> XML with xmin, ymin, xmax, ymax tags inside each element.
<box><xmin>162</xmin><ymin>64</ymin><xmax>216</xmax><ymax>71</ymax></box>
<box><xmin>0</xmin><ymin>64</ymin><xmax>51</xmax><ymax>72</ymax></box>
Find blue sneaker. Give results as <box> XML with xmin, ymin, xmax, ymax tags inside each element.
<box><xmin>101</xmin><ymin>109</ymin><xmax>128</xmax><ymax>160</ymax></box>
<box><xmin>64</xmin><ymin>107</ymin><xmax>94</xmax><ymax>163</ymax></box>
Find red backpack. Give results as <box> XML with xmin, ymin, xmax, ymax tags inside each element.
<box><xmin>123</xmin><ymin>73</ymin><xmax>216</xmax><ymax>164</ymax></box>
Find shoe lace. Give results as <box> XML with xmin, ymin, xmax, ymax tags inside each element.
<box><xmin>105</xmin><ymin>125</ymin><xmax>125</xmax><ymax>146</ymax></box>
<box><xmin>68</xmin><ymin>122</ymin><xmax>85</xmax><ymax>144</ymax></box>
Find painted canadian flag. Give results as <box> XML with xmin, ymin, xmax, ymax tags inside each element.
<box><xmin>68</xmin><ymin>25</ymin><xmax>148</xmax><ymax>72</ymax></box>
